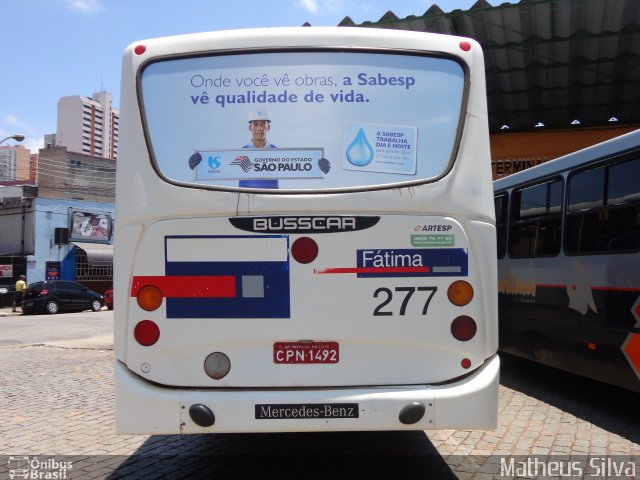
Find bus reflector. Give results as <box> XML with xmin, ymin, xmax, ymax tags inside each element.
<box><xmin>461</xmin><ymin>358</ymin><xmax>472</xmax><ymax>369</ymax></box>
<box><xmin>447</xmin><ymin>280</ymin><xmax>474</xmax><ymax>306</ymax></box>
<box><xmin>291</xmin><ymin>237</ymin><xmax>319</xmax><ymax>264</ymax></box>
<box><xmin>134</xmin><ymin>320</ymin><xmax>160</xmax><ymax>346</ymax></box>
<box><xmin>204</xmin><ymin>352</ymin><xmax>231</xmax><ymax>380</ymax></box>
<box><xmin>451</xmin><ymin>315</ymin><xmax>477</xmax><ymax>341</ymax></box>
<box><xmin>137</xmin><ymin>285</ymin><xmax>163</xmax><ymax>311</ymax></box>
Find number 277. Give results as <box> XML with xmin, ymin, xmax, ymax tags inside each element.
<box><xmin>373</xmin><ymin>286</ymin><xmax>438</xmax><ymax>316</ymax></box>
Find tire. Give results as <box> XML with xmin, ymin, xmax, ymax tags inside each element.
<box><xmin>91</xmin><ymin>299</ymin><xmax>102</xmax><ymax>312</ymax></box>
<box><xmin>46</xmin><ymin>301</ymin><xmax>59</xmax><ymax>315</ymax></box>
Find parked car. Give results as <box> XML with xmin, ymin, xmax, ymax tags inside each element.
<box><xmin>21</xmin><ymin>280</ymin><xmax>104</xmax><ymax>315</ymax></box>
<box><xmin>104</xmin><ymin>287</ymin><xmax>113</xmax><ymax>310</ymax></box>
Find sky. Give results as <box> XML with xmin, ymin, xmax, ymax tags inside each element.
<box><xmin>1</xmin><ymin>0</ymin><xmax>479</xmax><ymax>153</ymax></box>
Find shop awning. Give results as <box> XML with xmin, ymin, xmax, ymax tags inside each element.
<box><xmin>71</xmin><ymin>242</ymin><xmax>113</xmax><ymax>265</ymax></box>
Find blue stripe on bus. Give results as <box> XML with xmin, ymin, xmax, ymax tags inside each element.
<box><xmin>356</xmin><ymin>248</ymin><xmax>468</xmax><ymax>278</ymax></box>
<box><xmin>165</xmin><ymin>261</ymin><xmax>290</xmax><ymax>318</ymax></box>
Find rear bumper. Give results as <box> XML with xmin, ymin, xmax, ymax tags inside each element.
<box><xmin>115</xmin><ymin>354</ymin><xmax>499</xmax><ymax>434</ymax></box>
<box><xmin>20</xmin><ymin>298</ymin><xmax>46</xmax><ymax>313</ymax></box>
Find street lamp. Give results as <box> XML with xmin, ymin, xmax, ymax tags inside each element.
<box><xmin>0</xmin><ymin>134</ymin><xmax>25</xmax><ymax>144</ymax></box>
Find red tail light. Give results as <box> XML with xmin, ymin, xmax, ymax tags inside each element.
<box><xmin>451</xmin><ymin>315</ymin><xmax>477</xmax><ymax>341</ymax></box>
<box><xmin>134</xmin><ymin>320</ymin><xmax>160</xmax><ymax>346</ymax></box>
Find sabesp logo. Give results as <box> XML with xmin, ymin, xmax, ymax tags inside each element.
<box><xmin>207</xmin><ymin>155</ymin><xmax>221</xmax><ymax>170</ymax></box>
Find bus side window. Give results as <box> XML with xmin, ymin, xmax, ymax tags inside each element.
<box><xmin>606</xmin><ymin>157</ymin><xmax>640</xmax><ymax>252</ymax></box>
<box><xmin>494</xmin><ymin>193</ymin><xmax>508</xmax><ymax>258</ymax></box>
<box><xmin>508</xmin><ymin>180</ymin><xmax>562</xmax><ymax>258</ymax></box>
<box><xmin>566</xmin><ymin>157</ymin><xmax>640</xmax><ymax>254</ymax></box>
<box><xmin>565</xmin><ymin>166</ymin><xmax>605</xmax><ymax>254</ymax></box>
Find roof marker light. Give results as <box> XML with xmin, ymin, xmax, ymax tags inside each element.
<box><xmin>134</xmin><ymin>45</ymin><xmax>147</xmax><ymax>55</ymax></box>
<box><xmin>459</xmin><ymin>41</ymin><xmax>471</xmax><ymax>51</ymax></box>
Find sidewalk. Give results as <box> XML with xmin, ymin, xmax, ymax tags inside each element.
<box><xmin>0</xmin><ymin>306</ymin><xmax>22</xmax><ymax>317</ymax></box>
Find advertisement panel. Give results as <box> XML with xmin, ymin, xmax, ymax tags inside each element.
<box><xmin>140</xmin><ymin>51</ymin><xmax>465</xmax><ymax>190</ymax></box>
<box><xmin>0</xmin><ymin>265</ymin><xmax>13</xmax><ymax>278</ymax></box>
<box><xmin>45</xmin><ymin>262</ymin><xmax>61</xmax><ymax>280</ymax></box>
<box><xmin>69</xmin><ymin>211</ymin><xmax>112</xmax><ymax>242</ymax></box>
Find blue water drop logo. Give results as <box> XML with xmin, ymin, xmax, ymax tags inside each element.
<box><xmin>346</xmin><ymin>128</ymin><xmax>374</xmax><ymax>166</ymax></box>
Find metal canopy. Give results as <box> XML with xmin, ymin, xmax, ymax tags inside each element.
<box><xmin>338</xmin><ymin>0</ymin><xmax>640</xmax><ymax>133</ymax></box>
<box><xmin>71</xmin><ymin>242</ymin><xmax>113</xmax><ymax>265</ymax></box>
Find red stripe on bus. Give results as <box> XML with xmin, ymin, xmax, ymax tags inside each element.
<box><xmin>131</xmin><ymin>276</ymin><xmax>236</xmax><ymax>298</ymax></box>
<box><xmin>314</xmin><ymin>266</ymin><xmax>431</xmax><ymax>274</ymax></box>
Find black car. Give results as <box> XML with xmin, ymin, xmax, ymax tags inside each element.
<box><xmin>21</xmin><ymin>280</ymin><xmax>104</xmax><ymax>315</ymax></box>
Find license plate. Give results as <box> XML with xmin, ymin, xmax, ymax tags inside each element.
<box><xmin>273</xmin><ymin>341</ymin><xmax>339</xmax><ymax>364</ymax></box>
<box><xmin>255</xmin><ymin>403</ymin><xmax>358</xmax><ymax>419</ymax></box>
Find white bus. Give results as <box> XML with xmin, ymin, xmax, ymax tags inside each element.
<box><xmin>494</xmin><ymin>130</ymin><xmax>640</xmax><ymax>393</ymax></box>
<box><xmin>114</xmin><ymin>27</ymin><xmax>499</xmax><ymax>434</ymax></box>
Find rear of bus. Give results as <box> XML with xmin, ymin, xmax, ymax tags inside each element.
<box><xmin>114</xmin><ymin>27</ymin><xmax>499</xmax><ymax>434</ymax></box>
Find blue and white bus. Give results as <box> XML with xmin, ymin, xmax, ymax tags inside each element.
<box><xmin>114</xmin><ymin>27</ymin><xmax>498</xmax><ymax>433</ymax></box>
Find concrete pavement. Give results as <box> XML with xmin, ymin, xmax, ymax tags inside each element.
<box><xmin>0</xmin><ymin>306</ymin><xmax>22</xmax><ymax>317</ymax></box>
<box><xmin>1</xmin><ymin>309</ymin><xmax>639</xmax><ymax>479</ymax></box>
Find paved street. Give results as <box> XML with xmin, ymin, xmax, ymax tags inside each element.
<box><xmin>0</xmin><ymin>308</ymin><xmax>639</xmax><ymax>479</ymax></box>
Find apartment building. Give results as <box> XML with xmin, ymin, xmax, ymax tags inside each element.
<box><xmin>36</xmin><ymin>146</ymin><xmax>115</xmax><ymax>201</ymax></box>
<box><xmin>0</xmin><ymin>145</ymin><xmax>33</xmax><ymax>182</ymax></box>
<box><xmin>56</xmin><ymin>91</ymin><xmax>119</xmax><ymax>160</ymax></box>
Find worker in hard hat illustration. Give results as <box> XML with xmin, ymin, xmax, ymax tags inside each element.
<box><xmin>243</xmin><ymin>110</ymin><xmax>276</xmax><ymax>149</ymax></box>
<box><xmin>188</xmin><ymin>109</ymin><xmax>278</xmax><ymax>188</ymax></box>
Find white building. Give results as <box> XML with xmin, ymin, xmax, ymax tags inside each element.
<box><xmin>56</xmin><ymin>91</ymin><xmax>119</xmax><ymax>160</ymax></box>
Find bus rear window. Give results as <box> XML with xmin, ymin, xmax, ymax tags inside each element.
<box><xmin>139</xmin><ymin>50</ymin><xmax>465</xmax><ymax>191</ymax></box>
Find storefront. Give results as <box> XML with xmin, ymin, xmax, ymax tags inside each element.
<box><xmin>0</xmin><ymin>196</ymin><xmax>114</xmax><ymax>297</ymax></box>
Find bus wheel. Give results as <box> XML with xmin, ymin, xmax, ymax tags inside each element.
<box><xmin>46</xmin><ymin>301</ymin><xmax>59</xmax><ymax>315</ymax></box>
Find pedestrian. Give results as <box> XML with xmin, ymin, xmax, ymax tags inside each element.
<box><xmin>12</xmin><ymin>275</ymin><xmax>26</xmax><ymax>312</ymax></box>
